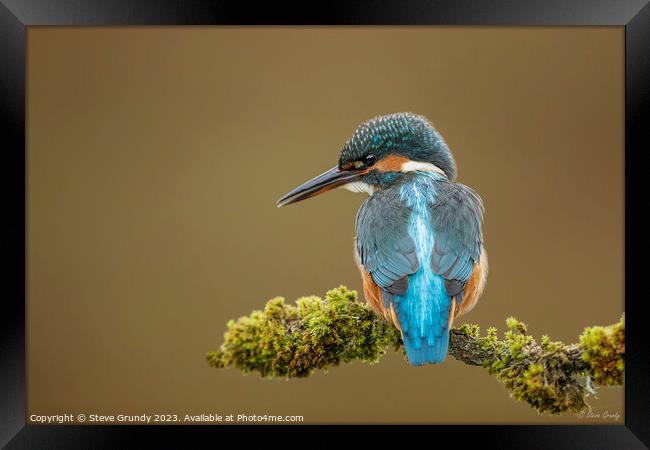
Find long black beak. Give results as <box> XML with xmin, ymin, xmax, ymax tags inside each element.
<box><xmin>277</xmin><ymin>166</ymin><xmax>365</xmax><ymax>207</ymax></box>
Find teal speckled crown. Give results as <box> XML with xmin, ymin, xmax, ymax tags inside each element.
<box><xmin>338</xmin><ymin>112</ymin><xmax>457</xmax><ymax>181</ymax></box>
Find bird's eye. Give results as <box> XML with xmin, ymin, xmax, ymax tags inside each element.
<box><xmin>364</xmin><ymin>154</ymin><xmax>377</xmax><ymax>166</ymax></box>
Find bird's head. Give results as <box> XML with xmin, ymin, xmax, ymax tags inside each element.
<box><xmin>277</xmin><ymin>112</ymin><xmax>456</xmax><ymax>207</ymax></box>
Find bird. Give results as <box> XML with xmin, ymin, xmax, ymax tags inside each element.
<box><xmin>277</xmin><ymin>112</ymin><xmax>487</xmax><ymax>366</ymax></box>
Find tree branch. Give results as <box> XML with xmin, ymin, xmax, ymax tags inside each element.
<box><xmin>207</xmin><ymin>286</ymin><xmax>624</xmax><ymax>414</ymax></box>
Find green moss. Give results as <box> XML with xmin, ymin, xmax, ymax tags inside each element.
<box><xmin>506</xmin><ymin>316</ymin><xmax>528</xmax><ymax>334</ymax></box>
<box><xmin>579</xmin><ymin>315</ymin><xmax>625</xmax><ymax>386</ymax></box>
<box><xmin>485</xmin><ymin>318</ymin><xmax>532</xmax><ymax>374</ymax></box>
<box><xmin>458</xmin><ymin>323</ymin><xmax>480</xmax><ymax>338</ymax></box>
<box><xmin>486</xmin><ymin>327</ymin><xmax>498</xmax><ymax>343</ymax></box>
<box><xmin>207</xmin><ymin>287</ymin><xmax>624</xmax><ymax>415</ymax></box>
<box><xmin>477</xmin><ymin>318</ymin><xmax>587</xmax><ymax>414</ymax></box>
<box><xmin>206</xmin><ymin>286</ymin><xmax>401</xmax><ymax>378</ymax></box>
<box><xmin>541</xmin><ymin>335</ymin><xmax>550</xmax><ymax>347</ymax></box>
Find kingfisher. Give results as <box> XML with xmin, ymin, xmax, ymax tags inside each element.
<box><xmin>277</xmin><ymin>113</ymin><xmax>487</xmax><ymax>366</ymax></box>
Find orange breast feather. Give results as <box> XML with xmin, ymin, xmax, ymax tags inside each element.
<box><xmin>454</xmin><ymin>247</ymin><xmax>488</xmax><ymax>319</ymax></box>
<box><xmin>353</xmin><ymin>245</ymin><xmax>402</xmax><ymax>330</ymax></box>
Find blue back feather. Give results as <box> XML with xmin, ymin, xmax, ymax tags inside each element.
<box><xmin>356</xmin><ymin>172</ymin><xmax>484</xmax><ymax>366</ymax></box>
<box><xmin>394</xmin><ymin>173</ymin><xmax>451</xmax><ymax>365</ymax></box>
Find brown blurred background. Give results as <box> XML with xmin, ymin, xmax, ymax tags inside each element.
<box><xmin>27</xmin><ymin>27</ymin><xmax>624</xmax><ymax>424</ymax></box>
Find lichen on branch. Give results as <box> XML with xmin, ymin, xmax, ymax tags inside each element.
<box><xmin>207</xmin><ymin>286</ymin><xmax>624</xmax><ymax>414</ymax></box>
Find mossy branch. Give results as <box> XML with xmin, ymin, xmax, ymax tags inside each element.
<box><xmin>207</xmin><ymin>286</ymin><xmax>624</xmax><ymax>414</ymax></box>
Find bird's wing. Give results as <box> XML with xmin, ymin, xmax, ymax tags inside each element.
<box><xmin>429</xmin><ymin>182</ymin><xmax>485</xmax><ymax>298</ymax></box>
<box><xmin>355</xmin><ymin>189</ymin><xmax>419</xmax><ymax>296</ymax></box>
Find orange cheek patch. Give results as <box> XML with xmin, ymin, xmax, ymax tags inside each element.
<box><xmin>375</xmin><ymin>155</ymin><xmax>409</xmax><ymax>172</ymax></box>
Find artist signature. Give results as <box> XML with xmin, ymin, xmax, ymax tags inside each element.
<box><xmin>575</xmin><ymin>409</ymin><xmax>621</xmax><ymax>421</ymax></box>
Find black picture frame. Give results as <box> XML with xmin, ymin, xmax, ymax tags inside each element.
<box><xmin>1</xmin><ymin>1</ymin><xmax>647</xmax><ymax>448</ymax></box>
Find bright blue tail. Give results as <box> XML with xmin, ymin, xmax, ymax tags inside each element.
<box><xmin>391</xmin><ymin>267</ymin><xmax>452</xmax><ymax>366</ymax></box>
<box><xmin>391</xmin><ymin>270</ymin><xmax>453</xmax><ymax>366</ymax></box>
<box><xmin>402</xmin><ymin>328</ymin><xmax>450</xmax><ymax>365</ymax></box>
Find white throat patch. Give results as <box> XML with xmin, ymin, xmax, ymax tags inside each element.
<box><xmin>401</xmin><ymin>161</ymin><xmax>447</xmax><ymax>176</ymax></box>
<box><xmin>342</xmin><ymin>181</ymin><xmax>375</xmax><ymax>195</ymax></box>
